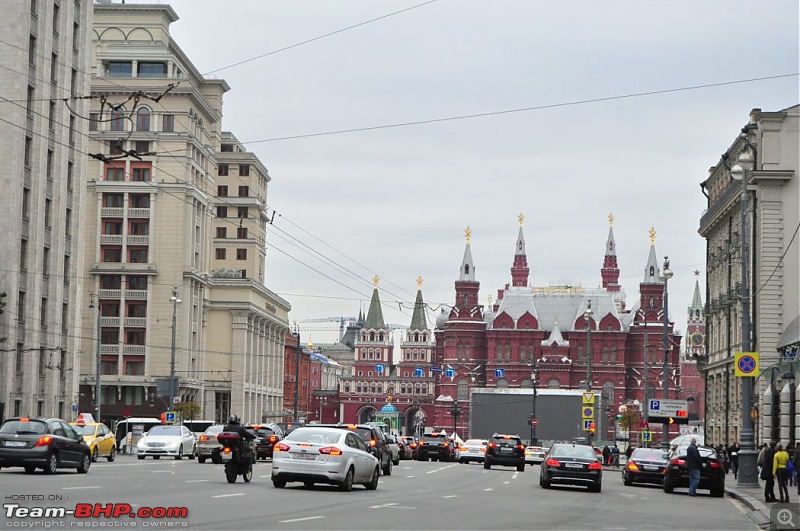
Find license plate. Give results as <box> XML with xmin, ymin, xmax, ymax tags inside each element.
<box><xmin>500</xmin><ymin>448</ymin><xmax>511</xmax><ymax>453</ymax></box>
<box><xmin>292</xmin><ymin>453</ymin><xmax>316</xmax><ymax>460</ymax></box>
<box><xmin>4</xmin><ymin>441</ymin><xmax>26</xmax><ymax>447</ymax></box>
<box><xmin>470</xmin><ymin>449</ymin><xmax>480</xmax><ymax>453</ymax></box>
<box><xmin>564</xmin><ymin>462</ymin><xmax>584</xmax><ymax>469</ymax></box>
<box><xmin>643</xmin><ymin>465</ymin><xmax>660</xmax><ymax>471</ymax></box>
<box><xmin>220</xmin><ymin>452</ymin><xmax>232</xmax><ymax>461</ymax></box>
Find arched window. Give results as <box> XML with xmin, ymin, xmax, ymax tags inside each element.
<box><xmin>464</xmin><ymin>264</ymin><xmax>470</xmax><ymax>275</ymax></box>
<box><xmin>548</xmin><ymin>379</ymin><xmax>561</xmax><ymax>389</ymax></box>
<box><xmin>496</xmin><ymin>378</ymin><xmax>508</xmax><ymax>388</ymax></box>
<box><xmin>603</xmin><ymin>381</ymin><xmax>615</xmax><ymax>405</ymax></box>
<box><xmin>136</xmin><ymin>107</ymin><xmax>150</xmax><ymax>131</ymax></box>
<box><xmin>110</xmin><ymin>108</ymin><xmax>126</xmax><ymax>131</ymax></box>
<box><xmin>520</xmin><ymin>379</ymin><xmax>532</xmax><ymax>388</ymax></box>
<box><xmin>649</xmin><ymin>296</ymin><xmax>655</xmax><ymax>308</ymax></box>
<box><xmin>457</xmin><ymin>379</ymin><xmax>468</xmax><ymax>400</ymax></box>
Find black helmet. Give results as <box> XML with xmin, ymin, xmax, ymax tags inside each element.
<box><xmin>229</xmin><ymin>414</ymin><xmax>241</xmax><ymax>424</ymax></box>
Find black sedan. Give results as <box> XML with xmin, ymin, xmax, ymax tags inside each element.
<box><xmin>539</xmin><ymin>443</ymin><xmax>602</xmax><ymax>492</ymax></box>
<box><xmin>623</xmin><ymin>447</ymin><xmax>667</xmax><ymax>486</ymax></box>
<box><xmin>0</xmin><ymin>417</ymin><xmax>92</xmax><ymax>474</ymax></box>
<box><xmin>663</xmin><ymin>445</ymin><xmax>725</xmax><ymax>497</ymax></box>
<box><xmin>246</xmin><ymin>424</ymin><xmax>284</xmax><ymax>460</ymax></box>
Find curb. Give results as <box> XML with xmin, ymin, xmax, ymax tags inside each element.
<box><xmin>724</xmin><ymin>487</ymin><xmax>774</xmax><ymax>530</ymax></box>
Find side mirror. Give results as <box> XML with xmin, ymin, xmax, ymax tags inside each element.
<box><xmin>662</xmin><ymin>453</ymin><xmax>669</xmax><ymax>460</ymax></box>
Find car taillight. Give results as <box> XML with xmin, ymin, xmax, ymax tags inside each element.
<box><xmin>480</xmin><ymin>448</ymin><xmax>486</xmax><ymax>453</ymax></box>
<box><xmin>319</xmin><ymin>446</ymin><xmax>342</xmax><ymax>456</ymax></box>
<box><xmin>517</xmin><ymin>444</ymin><xmax>525</xmax><ymax>451</ymax></box>
<box><xmin>545</xmin><ymin>458</ymin><xmax>560</xmax><ymax>467</ymax></box>
<box><xmin>488</xmin><ymin>442</ymin><xmax>496</xmax><ymax>449</ymax></box>
<box><xmin>709</xmin><ymin>461</ymin><xmax>722</xmax><ymax>469</ymax></box>
<box><xmin>268</xmin><ymin>436</ymin><xmax>278</xmax><ymax>443</ymax></box>
<box><xmin>222</xmin><ymin>447</ymin><xmax>232</xmax><ymax>454</ymax></box>
<box><xmin>627</xmin><ymin>461</ymin><xmax>639</xmax><ymax>471</ymax></box>
<box><xmin>370</xmin><ymin>439</ymin><xmax>376</xmax><ymax>447</ymax></box>
<box><xmin>199</xmin><ymin>435</ymin><xmax>209</xmax><ymax>442</ymax></box>
<box><xmin>418</xmin><ymin>441</ymin><xmax>424</xmax><ymax>446</ymax></box>
<box><xmin>588</xmin><ymin>462</ymin><xmax>602</xmax><ymax>470</ymax></box>
<box><xmin>410</xmin><ymin>443</ymin><xmax>417</xmax><ymax>448</ymax></box>
<box><xmin>670</xmin><ymin>458</ymin><xmax>685</xmax><ymax>466</ymax></box>
<box><xmin>443</xmin><ymin>442</ymin><xmax>449</xmax><ymax>448</ymax></box>
<box><xmin>274</xmin><ymin>443</ymin><xmax>290</xmax><ymax>452</ymax></box>
<box><xmin>36</xmin><ymin>436</ymin><xmax>52</xmax><ymax>447</ymax></box>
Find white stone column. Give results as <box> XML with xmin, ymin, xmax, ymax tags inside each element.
<box><xmin>230</xmin><ymin>311</ymin><xmax>249</xmax><ymax>419</ymax></box>
<box><xmin>762</xmin><ymin>386</ymin><xmax>773</xmax><ymax>443</ymax></box>
<box><xmin>779</xmin><ymin>382</ymin><xmax>792</xmax><ymax>444</ymax></box>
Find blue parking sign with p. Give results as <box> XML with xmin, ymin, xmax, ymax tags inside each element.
<box><xmin>650</xmin><ymin>400</ymin><xmax>660</xmax><ymax>411</ymax></box>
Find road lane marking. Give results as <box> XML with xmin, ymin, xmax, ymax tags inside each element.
<box><xmin>185</xmin><ymin>479</ymin><xmax>209</xmax><ymax>483</ymax></box>
<box><xmin>512</xmin><ymin>472</ymin><xmax>519</xmax><ymax>479</ymax></box>
<box><xmin>442</xmin><ymin>495</ymin><xmax>458</xmax><ymax>498</ymax></box>
<box><xmin>426</xmin><ymin>469</ymin><xmax>439</xmax><ymax>474</ymax></box>
<box><xmin>151</xmin><ymin>470</ymin><xmax>172</xmax><ymax>473</ymax></box>
<box><xmin>279</xmin><ymin>516</ymin><xmax>326</xmax><ymax>523</ymax></box>
<box><xmin>212</xmin><ymin>493</ymin><xmax>246</xmax><ymax>498</ymax></box>
<box><xmin>406</xmin><ymin>475</ymin><xmax>415</xmax><ymax>478</ymax></box>
<box><xmin>483</xmin><ymin>488</ymin><xmax>493</xmax><ymax>491</ymax></box>
<box><xmin>259</xmin><ymin>475</ymin><xmax>270</xmax><ymax>478</ymax></box>
<box><xmin>62</xmin><ymin>486</ymin><xmax>100</xmax><ymax>490</ymax></box>
<box><xmin>503</xmin><ymin>481</ymin><xmax>510</xmax><ymax>484</ymax></box>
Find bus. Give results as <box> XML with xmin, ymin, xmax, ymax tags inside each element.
<box><xmin>181</xmin><ymin>420</ymin><xmax>216</xmax><ymax>434</ymax></box>
<box><xmin>114</xmin><ymin>417</ymin><xmax>161</xmax><ymax>452</ymax></box>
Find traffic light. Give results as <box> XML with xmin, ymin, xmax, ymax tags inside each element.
<box><xmin>589</xmin><ymin>422</ymin><xmax>596</xmax><ymax>434</ymax></box>
<box><xmin>160</xmin><ymin>413</ymin><xmax>166</xmax><ymax>424</ymax></box>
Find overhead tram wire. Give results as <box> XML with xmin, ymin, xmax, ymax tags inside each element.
<box><xmin>238</xmin><ymin>73</ymin><xmax>799</xmax><ymax>145</ymax></box>
<box><xmin>202</xmin><ymin>0</ymin><xmax>440</xmax><ymax>76</ymax></box>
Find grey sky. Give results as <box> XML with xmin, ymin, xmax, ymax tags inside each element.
<box><xmin>162</xmin><ymin>0</ymin><xmax>799</xmax><ymax>344</ymax></box>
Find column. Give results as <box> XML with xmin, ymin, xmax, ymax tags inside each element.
<box><xmin>779</xmin><ymin>382</ymin><xmax>792</xmax><ymax>444</ymax></box>
<box><xmin>762</xmin><ymin>386</ymin><xmax>773</xmax><ymax>443</ymax></box>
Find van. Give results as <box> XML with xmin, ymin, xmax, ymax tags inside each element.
<box><xmin>115</xmin><ymin>417</ymin><xmax>161</xmax><ymax>452</ymax></box>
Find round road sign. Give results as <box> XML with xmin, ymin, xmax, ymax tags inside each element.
<box><xmin>737</xmin><ymin>354</ymin><xmax>757</xmax><ymax>375</ymax></box>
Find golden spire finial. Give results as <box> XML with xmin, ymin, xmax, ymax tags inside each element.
<box><xmin>372</xmin><ymin>275</ymin><xmax>380</xmax><ymax>288</ymax></box>
<box><xmin>487</xmin><ymin>294</ymin><xmax>493</xmax><ymax>305</ymax></box>
<box><xmin>608</xmin><ymin>213</ymin><xmax>614</xmax><ymax>227</ymax></box>
<box><xmin>416</xmin><ymin>276</ymin><xmax>424</xmax><ymax>289</ymax></box>
<box><xmin>465</xmin><ymin>227</ymin><xmax>472</xmax><ymax>244</ymax></box>
<box><xmin>307</xmin><ymin>341</ymin><xmax>313</xmax><ymax>350</ymax></box>
<box><xmin>518</xmin><ymin>213</ymin><xmax>525</xmax><ymax>227</ymax></box>
<box><xmin>649</xmin><ymin>227</ymin><xmax>656</xmax><ymax>246</ymax></box>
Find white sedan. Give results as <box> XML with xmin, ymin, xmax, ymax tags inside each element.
<box><xmin>136</xmin><ymin>425</ymin><xmax>196</xmax><ymax>460</ymax></box>
<box><xmin>271</xmin><ymin>426</ymin><xmax>380</xmax><ymax>491</ymax></box>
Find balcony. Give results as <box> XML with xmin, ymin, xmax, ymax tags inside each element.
<box><xmin>124</xmin><ymin>317</ymin><xmax>147</xmax><ymax>327</ymax></box>
<box><xmin>128</xmin><ymin>208</ymin><xmax>150</xmax><ymax>218</ymax></box>
<box><xmin>126</xmin><ymin>235</ymin><xmax>149</xmax><ymax>246</ymax></box>
<box><xmin>100</xmin><ymin>316</ymin><xmax>120</xmax><ymax>327</ymax></box>
<box><xmin>100</xmin><ymin>344</ymin><xmax>119</xmax><ymax>355</ymax></box>
<box><xmin>100</xmin><ymin>234</ymin><xmax>123</xmax><ymax>245</ymax></box>
<box><xmin>125</xmin><ymin>290</ymin><xmax>147</xmax><ymax>300</ymax></box>
<box><xmin>98</xmin><ymin>289</ymin><xmax>121</xmax><ymax>299</ymax></box>
<box><xmin>102</xmin><ymin>207</ymin><xmax>124</xmax><ymax>217</ymax></box>
<box><xmin>122</xmin><ymin>345</ymin><xmax>146</xmax><ymax>354</ymax></box>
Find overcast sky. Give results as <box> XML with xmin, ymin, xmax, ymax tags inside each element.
<box><xmin>159</xmin><ymin>0</ymin><xmax>798</xmax><ymax>345</ymax></box>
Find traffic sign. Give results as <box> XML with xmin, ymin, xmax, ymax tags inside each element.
<box><xmin>582</xmin><ymin>406</ymin><xmax>594</xmax><ymax>419</ymax></box>
<box><xmin>531</xmin><ymin>418</ymin><xmax>538</xmax><ymax>426</ymax></box>
<box><xmin>164</xmin><ymin>411</ymin><xmax>176</xmax><ymax>424</ymax></box>
<box><xmin>647</xmin><ymin>399</ymin><xmax>689</xmax><ymax>423</ymax></box>
<box><xmin>642</xmin><ymin>431</ymin><xmax>652</xmax><ymax>442</ymax></box>
<box><xmin>582</xmin><ymin>392</ymin><xmax>595</xmax><ymax>405</ymax></box>
<box><xmin>734</xmin><ymin>352</ymin><xmax>759</xmax><ymax>377</ymax></box>
<box><xmin>583</xmin><ymin>420</ymin><xmax>593</xmax><ymax>431</ymax></box>
<box><xmin>495</xmin><ymin>368</ymin><xmax>505</xmax><ymax>378</ymax></box>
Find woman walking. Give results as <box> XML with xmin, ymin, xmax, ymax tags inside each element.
<box><xmin>774</xmin><ymin>443</ymin><xmax>790</xmax><ymax>503</ymax></box>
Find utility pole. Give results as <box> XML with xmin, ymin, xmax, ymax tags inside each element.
<box><xmin>169</xmin><ymin>288</ymin><xmax>181</xmax><ymax>406</ymax></box>
<box><xmin>90</xmin><ymin>294</ymin><xmax>101</xmax><ymax>422</ymax></box>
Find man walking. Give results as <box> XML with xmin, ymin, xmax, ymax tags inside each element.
<box><xmin>686</xmin><ymin>437</ymin><xmax>702</xmax><ymax>497</ymax></box>
<box><xmin>761</xmin><ymin>441</ymin><xmax>777</xmax><ymax>503</ymax></box>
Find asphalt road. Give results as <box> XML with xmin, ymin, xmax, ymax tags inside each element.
<box><xmin>1</xmin><ymin>454</ymin><xmax>758</xmax><ymax>530</ymax></box>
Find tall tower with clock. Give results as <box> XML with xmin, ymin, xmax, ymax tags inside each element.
<box><xmin>686</xmin><ymin>270</ymin><xmax>706</xmax><ymax>360</ymax></box>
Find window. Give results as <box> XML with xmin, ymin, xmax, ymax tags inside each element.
<box><xmin>65</xmin><ymin>208</ymin><xmax>71</xmax><ymax>237</ymax></box>
<box><xmin>128</xmin><ymin>248</ymin><xmax>148</xmax><ymax>263</ymax></box>
<box><xmin>102</xmin><ymin>247</ymin><xmax>122</xmax><ymax>262</ymax></box>
<box><xmin>100</xmin><ymin>275</ymin><xmax>121</xmax><ymax>289</ymax></box>
<box><xmin>29</xmin><ymin>35</ymin><xmax>37</xmax><ymax>66</ymax></box>
<box><xmin>236</xmin><ymin>249</ymin><xmax>247</xmax><ymax>260</ymax></box>
<box><xmin>68</xmin><ymin>115</ymin><xmax>75</xmax><ymax>144</ymax></box>
<box><xmin>101</xmin><ymin>356</ymin><xmax>118</xmax><ymax>376</ymax></box>
<box><xmin>106</xmin><ymin>167</ymin><xmax>125</xmax><ymax>181</ymax></box>
<box><xmin>102</xmin><ymin>220</ymin><xmax>122</xmax><ymax>235</ymax></box>
<box><xmin>136</xmin><ymin>108</ymin><xmax>150</xmax><ymax>131</ymax></box>
<box><xmin>46</xmin><ymin>149</ymin><xmax>53</xmax><ymax>179</ymax></box>
<box><xmin>127</xmin><ymin>276</ymin><xmax>147</xmax><ymax>290</ymax></box>
<box><xmin>237</xmin><ymin>227</ymin><xmax>247</xmax><ymax>239</ymax></box>
<box><xmin>132</xmin><ymin>168</ymin><xmax>150</xmax><ymax>182</ymax></box>
<box><xmin>216</xmin><ymin>206</ymin><xmax>227</xmax><ymax>218</ymax></box>
<box><xmin>52</xmin><ymin>3</ymin><xmax>59</xmax><ymax>34</ymax></box>
<box><xmin>103</xmin><ymin>193</ymin><xmax>123</xmax><ymax>207</ymax></box>
<box><xmin>135</xmin><ymin>140</ymin><xmax>150</xmax><ymax>154</ymax></box>
<box><xmin>126</xmin><ymin>302</ymin><xmax>146</xmax><ymax>317</ymax></box>
<box><xmin>48</xmin><ymin>101</ymin><xmax>56</xmax><ymax>130</ymax></box>
<box><xmin>88</xmin><ymin>112</ymin><xmax>99</xmax><ymax>131</ymax></box>
<box><xmin>238</xmin><ymin>186</ymin><xmax>249</xmax><ymax>197</ymax></box>
<box><xmin>50</xmin><ymin>53</ymin><xmax>58</xmax><ymax>83</ymax></box>
<box><xmin>44</xmin><ymin>199</ymin><xmax>52</xmax><ymax>228</ymax></box>
<box><xmin>17</xmin><ymin>292</ymin><xmax>25</xmax><ymax>322</ymax></box>
<box><xmin>162</xmin><ymin>114</ymin><xmax>174</xmax><ymax>132</ymax></box>
<box><xmin>124</xmin><ymin>357</ymin><xmax>144</xmax><ymax>376</ymax></box>
<box><xmin>237</xmin><ymin>207</ymin><xmax>248</xmax><ymax>218</ymax></box>
<box><xmin>108</xmin><ymin>61</ymin><xmax>132</xmax><ymax>77</ymax></box>
<box><xmin>26</xmin><ymin>86</ymin><xmax>34</xmax><ymax>116</ymax></box>
<box><xmin>25</xmin><ymin>136</ymin><xmax>32</xmax><ymax>167</ymax></box>
<box><xmin>137</xmin><ymin>62</ymin><xmax>166</xmax><ymax>78</ymax></box>
<box><xmin>42</xmin><ymin>247</ymin><xmax>50</xmax><ymax>277</ymax></box>
<box><xmin>40</xmin><ymin>298</ymin><xmax>47</xmax><ymax>328</ymax></box>
<box><xmin>70</xmin><ymin>68</ymin><xmax>77</xmax><ymax>96</ymax></box>
<box><xmin>129</xmin><ymin>221</ymin><xmax>148</xmax><ymax>235</ymax></box>
<box><xmin>215</xmin><ymin>248</ymin><xmax>226</xmax><ymax>259</ymax></box>
<box><xmin>216</xmin><ymin>227</ymin><xmax>227</xmax><ymax>238</ymax></box>
<box><xmin>217</xmin><ymin>185</ymin><xmax>228</xmax><ymax>197</ymax></box>
<box><xmin>22</xmin><ymin>189</ymin><xmax>30</xmax><ymax>219</ymax></box>
<box><xmin>67</xmin><ymin>161</ymin><xmax>73</xmax><ymax>191</ymax></box>
<box><xmin>109</xmin><ymin>140</ymin><xmax>124</xmax><ymax>154</ymax></box>
<box><xmin>218</xmin><ymin>164</ymin><xmax>229</xmax><ymax>176</ymax></box>
<box><xmin>100</xmin><ymin>301</ymin><xmax>119</xmax><ymax>317</ymax></box>
<box><xmin>129</xmin><ymin>194</ymin><xmax>149</xmax><ymax>208</ymax></box>
<box><xmin>125</xmin><ymin>329</ymin><xmax>145</xmax><ymax>345</ymax></box>
<box><xmin>63</xmin><ymin>256</ymin><xmax>70</xmax><ymax>284</ymax></box>
<box><xmin>38</xmin><ymin>350</ymin><xmax>45</xmax><ymax>375</ymax></box>
<box><xmin>110</xmin><ymin>109</ymin><xmax>125</xmax><ymax>131</ymax></box>
<box><xmin>239</xmin><ymin>164</ymin><xmax>250</xmax><ymax>176</ymax></box>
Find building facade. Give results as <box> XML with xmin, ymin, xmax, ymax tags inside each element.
<box><xmin>0</xmin><ymin>0</ymin><xmax>93</xmax><ymax>421</ymax></box>
<box><xmin>699</xmin><ymin>105</ymin><xmax>799</xmax><ymax>446</ymax></box>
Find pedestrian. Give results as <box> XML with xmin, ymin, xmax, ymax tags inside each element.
<box><xmin>626</xmin><ymin>445</ymin><xmax>634</xmax><ymax>461</ymax></box>
<box><xmin>717</xmin><ymin>445</ymin><xmax>730</xmax><ymax>474</ymax></box>
<box><xmin>793</xmin><ymin>442</ymin><xmax>800</xmax><ymax>495</ymax></box>
<box><xmin>761</xmin><ymin>441</ymin><xmax>777</xmax><ymax>503</ymax></box>
<box><xmin>757</xmin><ymin>443</ymin><xmax>765</xmax><ymax>477</ymax></box>
<box><xmin>728</xmin><ymin>441</ymin><xmax>741</xmax><ymax>479</ymax></box>
<box><xmin>612</xmin><ymin>444</ymin><xmax>620</xmax><ymax>468</ymax></box>
<box><xmin>773</xmin><ymin>443</ymin><xmax>790</xmax><ymax>503</ymax></box>
<box><xmin>686</xmin><ymin>437</ymin><xmax>703</xmax><ymax>497</ymax></box>
<box><xmin>602</xmin><ymin>445</ymin><xmax>611</xmax><ymax>466</ymax></box>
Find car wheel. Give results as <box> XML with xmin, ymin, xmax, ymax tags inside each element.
<box><xmin>589</xmin><ymin>482</ymin><xmax>601</xmax><ymax>493</ymax></box>
<box><xmin>393</xmin><ymin>456</ymin><xmax>400</xmax><ymax>466</ymax></box>
<box><xmin>304</xmin><ymin>481</ymin><xmax>314</xmax><ymax>489</ymax></box>
<box><xmin>339</xmin><ymin>467</ymin><xmax>354</xmax><ymax>492</ymax></box>
<box><xmin>272</xmin><ymin>478</ymin><xmax>286</xmax><ymax>489</ymax></box>
<box><xmin>91</xmin><ymin>447</ymin><xmax>99</xmax><ymax>463</ymax></box>
<box><xmin>517</xmin><ymin>462</ymin><xmax>525</xmax><ymax>472</ymax></box>
<box><xmin>137</xmin><ymin>455</ymin><xmax>145</xmax><ymax>460</ymax></box>
<box><xmin>365</xmin><ymin>467</ymin><xmax>379</xmax><ymax>491</ymax></box>
<box><xmin>198</xmin><ymin>456</ymin><xmax>206</xmax><ymax>464</ymax></box>
<box><xmin>107</xmin><ymin>446</ymin><xmax>116</xmax><ymax>462</ymax></box>
<box><xmin>25</xmin><ymin>466</ymin><xmax>36</xmax><ymax>474</ymax></box>
<box><xmin>383</xmin><ymin>457</ymin><xmax>392</xmax><ymax>476</ymax></box>
<box><xmin>77</xmin><ymin>453</ymin><xmax>91</xmax><ymax>474</ymax></box>
<box><xmin>175</xmin><ymin>448</ymin><xmax>182</xmax><ymax>460</ymax></box>
<box><xmin>540</xmin><ymin>475</ymin><xmax>551</xmax><ymax>489</ymax></box>
<box><xmin>484</xmin><ymin>458</ymin><xmax>491</xmax><ymax>470</ymax></box>
<box><xmin>459</xmin><ymin>458</ymin><xmax>465</xmax><ymax>464</ymax></box>
<box><xmin>711</xmin><ymin>483</ymin><xmax>725</xmax><ymax>498</ymax></box>
<box><xmin>663</xmin><ymin>477</ymin><xmax>674</xmax><ymax>494</ymax></box>
<box><xmin>44</xmin><ymin>453</ymin><xmax>58</xmax><ymax>474</ymax></box>
<box><xmin>623</xmin><ymin>472</ymin><xmax>632</xmax><ymax>486</ymax></box>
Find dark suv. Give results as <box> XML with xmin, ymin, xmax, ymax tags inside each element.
<box><xmin>484</xmin><ymin>433</ymin><xmax>525</xmax><ymax>471</ymax></box>
<box><xmin>246</xmin><ymin>423</ymin><xmax>284</xmax><ymax>460</ymax></box>
<box><xmin>317</xmin><ymin>424</ymin><xmax>392</xmax><ymax>475</ymax></box>
<box><xmin>416</xmin><ymin>432</ymin><xmax>452</xmax><ymax>462</ymax></box>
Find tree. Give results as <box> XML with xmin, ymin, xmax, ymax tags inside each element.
<box><xmin>617</xmin><ymin>407</ymin><xmax>641</xmax><ymax>432</ymax></box>
<box><xmin>174</xmin><ymin>401</ymin><xmax>200</xmax><ymax>422</ymax></box>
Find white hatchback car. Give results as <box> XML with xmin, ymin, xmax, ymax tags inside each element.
<box><xmin>271</xmin><ymin>426</ymin><xmax>380</xmax><ymax>491</ymax></box>
<box><xmin>525</xmin><ymin>445</ymin><xmax>547</xmax><ymax>465</ymax></box>
<box><xmin>458</xmin><ymin>439</ymin><xmax>488</xmax><ymax>464</ymax></box>
<box><xmin>136</xmin><ymin>425</ymin><xmax>196</xmax><ymax>460</ymax></box>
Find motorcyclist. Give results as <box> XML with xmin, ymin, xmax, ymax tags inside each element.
<box><xmin>222</xmin><ymin>414</ymin><xmax>255</xmax><ymax>465</ymax></box>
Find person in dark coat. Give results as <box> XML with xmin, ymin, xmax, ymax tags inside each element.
<box><xmin>602</xmin><ymin>445</ymin><xmax>611</xmax><ymax>466</ymax></box>
<box><xmin>728</xmin><ymin>442</ymin><xmax>741</xmax><ymax>479</ymax></box>
<box><xmin>761</xmin><ymin>441</ymin><xmax>777</xmax><ymax>503</ymax></box>
<box><xmin>626</xmin><ymin>445</ymin><xmax>635</xmax><ymax>460</ymax></box>
<box><xmin>686</xmin><ymin>437</ymin><xmax>703</xmax><ymax>497</ymax></box>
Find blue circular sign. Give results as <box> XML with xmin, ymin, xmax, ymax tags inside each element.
<box><xmin>738</xmin><ymin>355</ymin><xmax>756</xmax><ymax>374</ymax></box>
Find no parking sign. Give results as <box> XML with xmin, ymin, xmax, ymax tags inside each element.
<box><xmin>734</xmin><ymin>352</ymin><xmax>759</xmax><ymax>377</ymax></box>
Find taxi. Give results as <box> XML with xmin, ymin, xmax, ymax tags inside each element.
<box><xmin>69</xmin><ymin>414</ymin><xmax>116</xmax><ymax>462</ymax></box>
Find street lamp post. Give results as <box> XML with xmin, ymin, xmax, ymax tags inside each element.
<box><xmin>451</xmin><ymin>403</ymin><xmax>461</xmax><ymax>438</ymax></box>
<box><xmin>169</xmin><ymin>288</ymin><xmax>181</xmax><ymax>406</ymax></box>
<box><xmin>530</xmin><ymin>360</ymin><xmax>539</xmax><ymax>446</ymax></box>
<box><xmin>731</xmin><ymin>141</ymin><xmax>758</xmax><ymax>488</ymax></box>
<box><xmin>90</xmin><ymin>295</ymin><xmax>102</xmax><ymax>422</ymax></box>
<box><xmin>292</xmin><ymin>330</ymin><xmax>300</xmax><ymax>423</ymax></box>
<box><xmin>660</xmin><ymin>257</ymin><xmax>673</xmax><ymax>448</ymax></box>
<box><xmin>585</xmin><ymin>300</ymin><xmax>593</xmax><ymax>444</ymax></box>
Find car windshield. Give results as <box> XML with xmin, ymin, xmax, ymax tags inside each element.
<box><xmin>73</xmin><ymin>424</ymin><xmax>97</xmax><ymax>436</ymax></box>
<box><xmin>527</xmin><ymin>446</ymin><xmax>544</xmax><ymax>451</ymax></box>
<box><xmin>674</xmin><ymin>445</ymin><xmax>717</xmax><ymax>458</ymax></box>
<box><xmin>351</xmin><ymin>428</ymin><xmax>375</xmax><ymax>442</ymax></box>
<box><xmin>492</xmin><ymin>436</ymin><xmax>520</xmax><ymax>444</ymax></box>
<box><xmin>286</xmin><ymin>429</ymin><xmax>341</xmax><ymax>444</ymax></box>
<box><xmin>632</xmin><ymin>448</ymin><xmax>665</xmax><ymax>460</ymax></box>
<box><xmin>147</xmin><ymin>426</ymin><xmax>182</xmax><ymax>436</ymax></box>
<box><xmin>422</xmin><ymin>434</ymin><xmax>447</xmax><ymax>441</ymax></box>
<box><xmin>465</xmin><ymin>439</ymin><xmax>487</xmax><ymax>446</ymax></box>
<box><xmin>550</xmin><ymin>445</ymin><xmax>597</xmax><ymax>459</ymax></box>
<box><xmin>204</xmin><ymin>426</ymin><xmax>224</xmax><ymax>435</ymax></box>
<box><xmin>0</xmin><ymin>420</ymin><xmax>48</xmax><ymax>435</ymax></box>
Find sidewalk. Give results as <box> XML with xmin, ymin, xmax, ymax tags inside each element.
<box><xmin>724</xmin><ymin>481</ymin><xmax>789</xmax><ymax>531</ymax></box>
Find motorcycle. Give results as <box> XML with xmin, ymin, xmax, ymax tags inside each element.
<box><xmin>216</xmin><ymin>432</ymin><xmax>254</xmax><ymax>483</ymax></box>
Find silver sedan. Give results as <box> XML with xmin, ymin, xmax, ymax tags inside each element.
<box><xmin>136</xmin><ymin>425</ymin><xmax>196</xmax><ymax>460</ymax></box>
<box><xmin>271</xmin><ymin>427</ymin><xmax>380</xmax><ymax>491</ymax></box>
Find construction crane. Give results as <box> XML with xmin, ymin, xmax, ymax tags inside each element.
<box><xmin>299</xmin><ymin>317</ymin><xmax>358</xmax><ymax>341</ymax></box>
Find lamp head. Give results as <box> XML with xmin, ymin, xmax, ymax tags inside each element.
<box><xmin>738</xmin><ymin>147</ymin><xmax>755</xmax><ymax>172</ymax></box>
